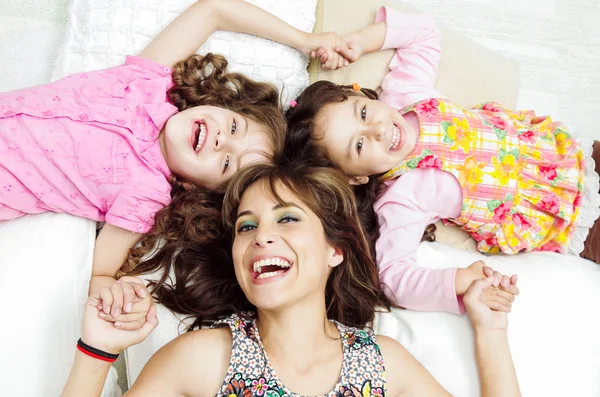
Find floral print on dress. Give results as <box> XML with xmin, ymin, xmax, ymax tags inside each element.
<box><xmin>213</xmin><ymin>314</ymin><xmax>386</xmax><ymax>397</ymax></box>
<box><xmin>384</xmin><ymin>99</ymin><xmax>585</xmax><ymax>255</ymax></box>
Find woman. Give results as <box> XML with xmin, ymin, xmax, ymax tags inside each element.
<box><xmin>62</xmin><ymin>161</ymin><xmax>521</xmax><ymax>396</ymax></box>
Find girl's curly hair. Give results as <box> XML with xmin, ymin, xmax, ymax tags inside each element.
<box><xmin>122</xmin><ymin>53</ymin><xmax>286</xmax><ymax>323</ymax></box>
<box><xmin>284</xmin><ymin>80</ymin><xmax>436</xmax><ymax>253</ymax></box>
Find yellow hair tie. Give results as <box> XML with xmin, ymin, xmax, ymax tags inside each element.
<box><xmin>352</xmin><ymin>83</ymin><xmax>361</xmax><ymax>91</ymax></box>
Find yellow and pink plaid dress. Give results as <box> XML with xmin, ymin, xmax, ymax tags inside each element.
<box><xmin>382</xmin><ymin>98</ymin><xmax>585</xmax><ymax>254</ymax></box>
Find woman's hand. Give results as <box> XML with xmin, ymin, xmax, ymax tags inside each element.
<box><xmin>82</xmin><ymin>280</ymin><xmax>158</xmax><ymax>355</ymax></box>
<box><xmin>464</xmin><ymin>274</ymin><xmax>519</xmax><ymax>332</ymax></box>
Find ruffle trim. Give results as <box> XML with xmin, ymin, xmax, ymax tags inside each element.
<box><xmin>568</xmin><ymin>138</ymin><xmax>600</xmax><ymax>255</ymax></box>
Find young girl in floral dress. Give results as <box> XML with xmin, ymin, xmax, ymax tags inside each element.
<box><xmin>284</xmin><ymin>6</ymin><xmax>600</xmax><ymax>314</ymax></box>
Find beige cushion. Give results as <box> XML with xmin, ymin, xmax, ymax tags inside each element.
<box><xmin>310</xmin><ymin>0</ymin><xmax>521</xmax><ymax>251</ymax></box>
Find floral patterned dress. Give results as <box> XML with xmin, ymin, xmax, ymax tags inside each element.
<box><xmin>212</xmin><ymin>313</ymin><xmax>386</xmax><ymax>397</ymax></box>
<box><xmin>382</xmin><ymin>98</ymin><xmax>585</xmax><ymax>254</ymax></box>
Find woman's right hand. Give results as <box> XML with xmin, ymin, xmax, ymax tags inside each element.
<box><xmin>303</xmin><ymin>31</ymin><xmax>350</xmax><ymax>70</ymax></box>
<box><xmin>81</xmin><ymin>282</ymin><xmax>158</xmax><ymax>355</ymax></box>
<box><xmin>463</xmin><ymin>275</ymin><xmax>517</xmax><ymax>332</ymax></box>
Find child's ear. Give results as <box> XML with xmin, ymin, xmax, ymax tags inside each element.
<box><xmin>348</xmin><ymin>176</ymin><xmax>369</xmax><ymax>186</ymax></box>
<box><xmin>182</xmin><ymin>181</ymin><xmax>194</xmax><ymax>190</ymax></box>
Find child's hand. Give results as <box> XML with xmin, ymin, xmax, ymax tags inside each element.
<box><xmin>96</xmin><ymin>276</ymin><xmax>153</xmax><ymax>331</ymax></box>
<box><xmin>82</xmin><ymin>293</ymin><xmax>158</xmax><ymax>356</ymax></box>
<box><xmin>456</xmin><ymin>260</ymin><xmax>519</xmax><ymax>296</ymax></box>
<box><xmin>304</xmin><ymin>31</ymin><xmax>350</xmax><ymax>70</ymax></box>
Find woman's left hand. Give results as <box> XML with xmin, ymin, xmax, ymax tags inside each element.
<box><xmin>464</xmin><ymin>274</ymin><xmax>519</xmax><ymax>332</ymax></box>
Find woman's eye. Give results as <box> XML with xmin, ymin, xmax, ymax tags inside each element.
<box><xmin>231</xmin><ymin>119</ymin><xmax>237</xmax><ymax>134</ymax></box>
<box><xmin>223</xmin><ymin>156</ymin><xmax>230</xmax><ymax>173</ymax></box>
<box><xmin>356</xmin><ymin>138</ymin><xmax>364</xmax><ymax>155</ymax></box>
<box><xmin>237</xmin><ymin>221</ymin><xmax>257</xmax><ymax>233</ymax></box>
<box><xmin>278</xmin><ymin>215</ymin><xmax>299</xmax><ymax>224</ymax></box>
<box><xmin>361</xmin><ymin>106</ymin><xmax>367</xmax><ymax>121</ymax></box>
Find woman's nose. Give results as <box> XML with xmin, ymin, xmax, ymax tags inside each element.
<box><xmin>253</xmin><ymin>228</ymin><xmax>278</xmax><ymax>247</ymax></box>
<box><xmin>214</xmin><ymin>130</ymin><xmax>227</xmax><ymax>151</ymax></box>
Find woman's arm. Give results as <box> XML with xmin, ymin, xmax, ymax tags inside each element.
<box><xmin>140</xmin><ymin>0</ymin><xmax>348</xmax><ymax>69</ymax></box>
<box><xmin>466</xmin><ymin>279</ymin><xmax>521</xmax><ymax>397</ymax></box>
<box><xmin>382</xmin><ymin>276</ymin><xmax>521</xmax><ymax>397</ymax></box>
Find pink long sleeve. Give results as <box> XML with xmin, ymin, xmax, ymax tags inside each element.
<box><xmin>375</xmin><ymin>168</ymin><xmax>465</xmax><ymax>314</ymax></box>
<box><xmin>375</xmin><ymin>6</ymin><xmax>444</xmax><ymax>110</ymax></box>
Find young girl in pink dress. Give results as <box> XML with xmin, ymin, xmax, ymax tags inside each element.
<box><xmin>284</xmin><ymin>6</ymin><xmax>600</xmax><ymax>314</ymax></box>
<box><xmin>0</xmin><ymin>0</ymin><xmax>349</xmax><ymax>325</ymax></box>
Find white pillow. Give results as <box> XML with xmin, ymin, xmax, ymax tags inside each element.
<box><xmin>375</xmin><ymin>243</ymin><xmax>600</xmax><ymax>397</ymax></box>
<box><xmin>51</xmin><ymin>0</ymin><xmax>317</xmax><ymax>106</ymax></box>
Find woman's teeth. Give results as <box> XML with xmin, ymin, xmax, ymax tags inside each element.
<box><xmin>257</xmin><ymin>270</ymin><xmax>286</xmax><ymax>279</ymax></box>
<box><xmin>252</xmin><ymin>257</ymin><xmax>291</xmax><ymax>279</ymax></box>
<box><xmin>390</xmin><ymin>124</ymin><xmax>401</xmax><ymax>151</ymax></box>
<box><xmin>195</xmin><ymin>123</ymin><xmax>207</xmax><ymax>153</ymax></box>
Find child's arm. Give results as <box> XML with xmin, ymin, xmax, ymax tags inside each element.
<box><xmin>334</xmin><ymin>6</ymin><xmax>443</xmax><ymax>110</ymax></box>
<box><xmin>139</xmin><ymin>0</ymin><xmax>348</xmax><ymax>70</ymax></box>
<box><xmin>90</xmin><ymin>224</ymin><xmax>141</xmax><ymax>296</ymax></box>
<box><xmin>376</xmin><ymin>168</ymin><xmax>473</xmax><ymax>314</ymax></box>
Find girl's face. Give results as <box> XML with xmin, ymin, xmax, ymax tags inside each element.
<box><xmin>160</xmin><ymin>105</ymin><xmax>273</xmax><ymax>191</ymax></box>
<box><xmin>231</xmin><ymin>180</ymin><xmax>343</xmax><ymax>311</ymax></box>
<box><xmin>315</xmin><ymin>96</ymin><xmax>418</xmax><ymax>184</ymax></box>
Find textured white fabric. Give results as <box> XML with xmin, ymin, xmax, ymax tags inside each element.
<box><xmin>0</xmin><ymin>213</ymin><xmax>122</xmax><ymax>397</ymax></box>
<box><xmin>128</xmin><ymin>242</ymin><xmax>600</xmax><ymax>396</ymax></box>
<box><xmin>375</xmin><ymin>243</ymin><xmax>600</xmax><ymax>397</ymax></box>
<box><xmin>52</xmin><ymin>0</ymin><xmax>317</xmax><ymax>106</ymax></box>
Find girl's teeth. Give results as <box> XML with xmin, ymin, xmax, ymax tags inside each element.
<box><xmin>390</xmin><ymin>125</ymin><xmax>400</xmax><ymax>150</ymax></box>
<box><xmin>257</xmin><ymin>270</ymin><xmax>285</xmax><ymax>279</ymax></box>
<box><xmin>195</xmin><ymin>123</ymin><xmax>206</xmax><ymax>152</ymax></box>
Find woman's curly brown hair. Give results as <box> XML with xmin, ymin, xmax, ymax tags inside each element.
<box><xmin>122</xmin><ymin>54</ymin><xmax>286</xmax><ymax>321</ymax></box>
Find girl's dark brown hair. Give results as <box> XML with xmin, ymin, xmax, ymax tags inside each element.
<box><xmin>222</xmin><ymin>160</ymin><xmax>395</xmax><ymax>329</ymax></box>
<box><xmin>123</xmin><ymin>53</ymin><xmax>286</xmax><ymax>318</ymax></box>
<box><xmin>284</xmin><ymin>80</ymin><xmax>435</xmax><ymax>249</ymax></box>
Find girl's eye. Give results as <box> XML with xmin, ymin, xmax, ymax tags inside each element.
<box><xmin>223</xmin><ymin>156</ymin><xmax>230</xmax><ymax>173</ymax></box>
<box><xmin>361</xmin><ymin>106</ymin><xmax>367</xmax><ymax>121</ymax></box>
<box><xmin>278</xmin><ymin>214</ymin><xmax>299</xmax><ymax>224</ymax></box>
<box><xmin>231</xmin><ymin>119</ymin><xmax>237</xmax><ymax>134</ymax></box>
<box><xmin>356</xmin><ymin>138</ymin><xmax>364</xmax><ymax>155</ymax></box>
<box><xmin>237</xmin><ymin>221</ymin><xmax>257</xmax><ymax>233</ymax></box>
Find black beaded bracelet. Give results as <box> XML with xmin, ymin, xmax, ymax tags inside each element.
<box><xmin>76</xmin><ymin>338</ymin><xmax>119</xmax><ymax>363</ymax></box>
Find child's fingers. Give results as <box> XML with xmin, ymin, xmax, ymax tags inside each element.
<box><xmin>500</xmin><ymin>282</ymin><xmax>520</xmax><ymax>296</ymax></box>
<box><xmin>500</xmin><ymin>274</ymin><xmax>511</xmax><ymax>290</ymax></box>
<box><xmin>483</xmin><ymin>266</ymin><xmax>494</xmax><ymax>277</ymax></box>
<box><xmin>120</xmin><ymin>282</ymin><xmax>136</xmax><ymax>313</ymax></box>
<box><xmin>510</xmin><ymin>274</ymin><xmax>518</xmax><ymax>286</ymax></box>
<box><xmin>109</xmin><ymin>283</ymin><xmax>124</xmax><ymax>318</ymax></box>
<box><xmin>98</xmin><ymin>286</ymin><xmax>113</xmax><ymax>315</ymax></box>
<box><xmin>114</xmin><ymin>319</ymin><xmax>145</xmax><ymax>331</ymax></box>
<box><xmin>130</xmin><ymin>282</ymin><xmax>148</xmax><ymax>300</ymax></box>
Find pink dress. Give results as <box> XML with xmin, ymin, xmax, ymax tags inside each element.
<box><xmin>0</xmin><ymin>56</ymin><xmax>177</xmax><ymax>233</ymax></box>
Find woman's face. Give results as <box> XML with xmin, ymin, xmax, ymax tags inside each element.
<box><xmin>231</xmin><ymin>180</ymin><xmax>343</xmax><ymax>311</ymax></box>
<box><xmin>160</xmin><ymin>105</ymin><xmax>273</xmax><ymax>192</ymax></box>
